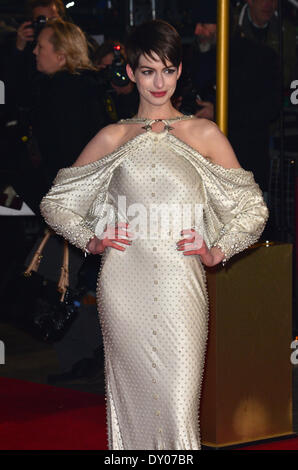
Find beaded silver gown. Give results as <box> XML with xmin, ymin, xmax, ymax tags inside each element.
<box><xmin>40</xmin><ymin>115</ymin><xmax>268</xmax><ymax>450</ymax></box>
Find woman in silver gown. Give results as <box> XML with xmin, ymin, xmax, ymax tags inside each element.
<box><xmin>40</xmin><ymin>20</ymin><xmax>269</xmax><ymax>450</ymax></box>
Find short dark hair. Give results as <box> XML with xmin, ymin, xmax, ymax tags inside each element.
<box><xmin>27</xmin><ymin>0</ymin><xmax>66</xmax><ymax>18</ymax></box>
<box><xmin>125</xmin><ymin>19</ymin><xmax>182</xmax><ymax>72</ymax></box>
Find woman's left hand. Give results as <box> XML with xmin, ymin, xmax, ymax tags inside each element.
<box><xmin>176</xmin><ymin>228</ymin><xmax>225</xmax><ymax>267</ymax></box>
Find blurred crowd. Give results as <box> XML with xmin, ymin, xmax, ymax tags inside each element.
<box><xmin>0</xmin><ymin>0</ymin><xmax>297</xmax><ymax>384</ymax></box>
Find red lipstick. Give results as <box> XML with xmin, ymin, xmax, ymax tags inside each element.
<box><xmin>150</xmin><ymin>91</ymin><xmax>167</xmax><ymax>97</ymax></box>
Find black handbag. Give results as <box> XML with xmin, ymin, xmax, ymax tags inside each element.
<box><xmin>10</xmin><ymin>229</ymin><xmax>81</xmax><ymax>343</ymax></box>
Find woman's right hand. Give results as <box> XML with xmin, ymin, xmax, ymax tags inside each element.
<box><xmin>86</xmin><ymin>222</ymin><xmax>133</xmax><ymax>254</ymax></box>
<box><xmin>16</xmin><ymin>21</ymin><xmax>34</xmax><ymax>51</ymax></box>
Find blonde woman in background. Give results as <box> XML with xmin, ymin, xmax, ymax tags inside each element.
<box><xmin>31</xmin><ymin>19</ymin><xmax>106</xmax><ymax>379</ymax></box>
<box><xmin>32</xmin><ymin>18</ymin><xmax>105</xmax><ymax>193</ymax></box>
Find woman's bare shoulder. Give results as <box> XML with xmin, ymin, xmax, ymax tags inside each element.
<box><xmin>184</xmin><ymin>118</ymin><xmax>241</xmax><ymax>169</ymax></box>
<box><xmin>72</xmin><ymin>123</ymin><xmax>129</xmax><ymax>167</ymax></box>
<box><xmin>187</xmin><ymin>117</ymin><xmax>221</xmax><ymax>140</ymax></box>
<box><xmin>177</xmin><ymin>118</ymin><xmax>218</xmax><ymax>151</ymax></box>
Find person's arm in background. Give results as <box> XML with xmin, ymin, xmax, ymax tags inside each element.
<box><xmin>2</xmin><ymin>21</ymin><xmax>37</xmax><ymax>110</ymax></box>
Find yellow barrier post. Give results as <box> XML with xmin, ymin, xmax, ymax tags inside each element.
<box><xmin>216</xmin><ymin>0</ymin><xmax>230</xmax><ymax>135</ymax></box>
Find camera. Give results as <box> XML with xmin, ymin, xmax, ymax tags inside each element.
<box><xmin>96</xmin><ymin>44</ymin><xmax>132</xmax><ymax>124</ymax></box>
<box><xmin>100</xmin><ymin>45</ymin><xmax>130</xmax><ymax>88</ymax></box>
<box><xmin>25</xmin><ymin>15</ymin><xmax>47</xmax><ymax>41</ymax></box>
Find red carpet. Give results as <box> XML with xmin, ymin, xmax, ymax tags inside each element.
<box><xmin>0</xmin><ymin>377</ymin><xmax>108</xmax><ymax>450</ymax></box>
<box><xmin>232</xmin><ymin>437</ymin><xmax>298</xmax><ymax>450</ymax></box>
<box><xmin>1</xmin><ymin>377</ymin><xmax>297</xmax><ymax>450</ymax></box>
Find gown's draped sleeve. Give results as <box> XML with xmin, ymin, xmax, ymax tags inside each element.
<box><xmin>168</xmin><ymin>135</ymin><xmax>269</xmax><ymax>263</ymax></box>
<box><xmin>40</xmin><ymin>157</ymin><xmax>114</xmax><ymax>252</ymax></box>
<box><xmin>203</xmin><ymin>163</ymin><xmax>269</xmax><ymax>262</ymax></box>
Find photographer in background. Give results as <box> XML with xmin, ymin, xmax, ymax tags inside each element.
<box><xmin>3</xmin><ymin>0</ymin><xmax>65</xmax><ymax>113</ymax></box>
<box><xmin>2</xmin><ymin>0</ymin><xmax>102</xmax><ymax>215</ymax></box>
<box><xmin>95</xmin><ymin>40</ymin><xmax>139</xmax><ymax>124</ymax></box>
<box><xmin>17</xmin><ymin>0</ymin><xmax>64</xmax><ymax>51</ymax></box>
<box><xmin>5</xmin><ymin>0</ymin><xmax>98</xmax><ymax>109</ymax></box>
<box><xmin>1</xmin><ymin>1</ymin><xmax>66</xmax><ymax>216</ymax></box>
<box><xmin>175</xmin><ymin>3</ymin><xmax>217</xmax><ymax>119</ymax></box>
<box><xmin>232</xmin><ymin>0</ymin><xmax>297</xmax><ymax>90</ymax></box>
<box><xmin>177</xmin><ymin>0</ymin><xmax>280</xmax><ymax>197</ymax></box>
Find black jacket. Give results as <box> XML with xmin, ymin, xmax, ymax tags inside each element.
<box><xmin>3</xmin><ymin>66</ymin><xmax>106</xmax><ymax>216</ymax></box>
<box><xmin>32</xmin><ymin>68</ymin><xmax>105</xmax><ymax>187</ymax></box>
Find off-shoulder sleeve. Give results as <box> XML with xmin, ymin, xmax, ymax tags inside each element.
<box><xmin>206</xmin><ymin>165</ymin><xmax>269</xmax><ymax>263</ymax></box>
<box><xmin>165</xmin><ymin>134</ymin><xmax>269</xmax><ymax>264</ymax></box>
<box><xmin>40</xmin><ymin>159</ymin><xmax>113</xmax><ymax>252</ymax></box>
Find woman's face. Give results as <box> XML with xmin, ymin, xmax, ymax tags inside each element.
<box><xmin>97</xmin><ymin>52</ymin><xmax>114</xmax><ymax>70</ymax></box>
<box><xmin>33</xmin><ymin>27</ymin><xmax>66</xmax><ymax>75</ymax></box>
<box><xmin>126</xmin><ymin>52</ymin><xmax>181</xmax><ymax>108</ymax></box>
